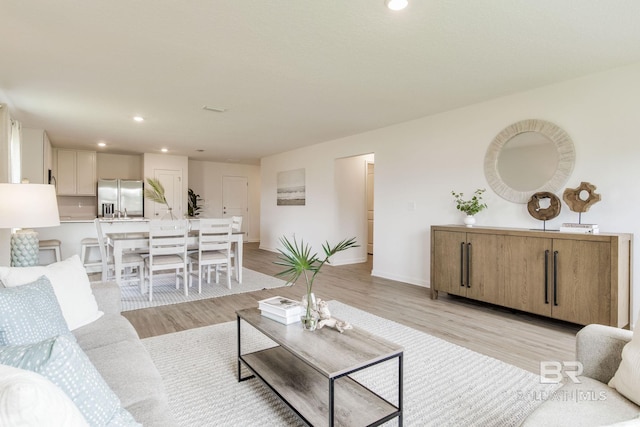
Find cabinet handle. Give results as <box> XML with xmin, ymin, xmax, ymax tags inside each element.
<box><xmin>460</xmin><ymin>242</ymin><xmax>465</xmax><ymax>287</ymax></box>
<box><xmin>466</xmin><ymin>242</ymin><xmax>472</xmax><ymax>288</ymax></box>
<box><xmin>553</xmin><ymin>250</ymin><xmax>559</xmax><ymax>306</ymax></box>
<box><xmin>544</xmin><ymin>250</ymin><xmax>549</xmax><ymax>304</ymax></box>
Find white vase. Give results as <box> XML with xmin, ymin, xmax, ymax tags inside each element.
<box><xmin>463</xmin><ymin>215</ymin><xmax>476</xmax><ymax>227</ymax></box>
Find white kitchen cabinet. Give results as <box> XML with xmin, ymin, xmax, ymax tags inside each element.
<box><xmin>21</xmin><ymin>128</ymin><xmax>52</xmax><ymax>184</ymax></box>
<box><xmin>55</xmin><ymin>149</ymin><xmax>96</xmax><ymax>195</ymax></box>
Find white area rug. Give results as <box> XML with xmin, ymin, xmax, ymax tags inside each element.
<box><xmin>120</xmin><ymin>268</ymin><xmax>287</xmax><ymax>312</ymax></box>
<box><xmin>142</xmin><ymin>301</ymin><xmax>559</xmax><ymax>426</ymax></box>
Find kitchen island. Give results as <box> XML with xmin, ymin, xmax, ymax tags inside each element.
<box><xmin>37</xmin><ymin>217</ymin><xmax>151</xmax><ymax>265</ymax></box>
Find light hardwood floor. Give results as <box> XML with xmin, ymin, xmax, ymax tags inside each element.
<box><xmin>123</xmin><ymin>243</ymin><xmax>580</xmax><ymax>374</ymax></box>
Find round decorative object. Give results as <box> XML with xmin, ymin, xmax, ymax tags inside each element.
<box><xmin>527</xmin><ymin>192</ymin><xmax>561</xmax><ymax>221</ymax></box>
<box><xmin>484</xmin><ymin>119</ymin><xmax>575</xmax><ymax>204</ymax></box>
<box><xmin>463</xmin><ymin>215</ymin><xmax>476</xmax><ymax>227</ymax></box>
<box><xmin>563</xmin><ymin>182</ymin><xmax>601</xmax><ymax>213</ymax></box>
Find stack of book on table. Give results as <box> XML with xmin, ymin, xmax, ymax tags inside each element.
<box><xmin>560</xmin><ymin>223</ymin><xmax>599</xmax><ymax>234</ymax></box>
<box><xmin>258</xmin><ymin>296</ymin><xmax>303</xmax><ymax>325</ymax></box>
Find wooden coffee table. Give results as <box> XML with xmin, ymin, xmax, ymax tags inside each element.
<box><xmin>236</xmin><ymin>308</ymin><xmax>403</xmax><ymax>427</ymax></box>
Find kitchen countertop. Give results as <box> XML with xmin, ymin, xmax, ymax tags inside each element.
<box><xmin>59</xmin><ymin>217</ymin><xmax>150</xmax><ymax>223</ymax></box>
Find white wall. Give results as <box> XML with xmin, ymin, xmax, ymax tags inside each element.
<box><xmin>261</xmin><ymin>62</ymin><xmax>640</xmax><ymax>321</ymax></box>
<box><xmin>188</xmin><ymin>160</ymin><xmax>261</xmax><ymax>242</ymax></box>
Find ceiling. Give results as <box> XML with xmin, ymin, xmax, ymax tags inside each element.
<box><xmin>2</xmin><ymin>1</ymin><xmax>640</xmax><ymax>165</ymax></box>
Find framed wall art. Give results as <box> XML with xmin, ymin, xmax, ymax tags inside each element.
<box><xmin>277</xmin><ymin>168</ymin><xmax>305</xmax><ymax>206</ymax></box>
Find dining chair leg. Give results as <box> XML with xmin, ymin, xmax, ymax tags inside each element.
<box><xmin>183</xmin><ymin>263</ymin><xmax>188</xmax><ymax>297</ymax></box>
<box><xmin>148</xmin><ymin>271</ymin><xmax>153</xmax><ymax>302</ymax></box>
<box><xmin>226</xmin><ymin>264</ymin><xmax>231</xmax><ymax>289</ymax></box>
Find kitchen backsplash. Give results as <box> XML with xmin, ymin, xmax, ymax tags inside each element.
<box><xmin>57</xmin><ymin>196</ymin><xmax>97</xmax><ymax>219</ymax></box>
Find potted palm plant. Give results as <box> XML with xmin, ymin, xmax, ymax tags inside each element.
<box><xmin>274</xmin><ymin>236</ymin><xmax>358</xmax><ymax>330</ymax></box>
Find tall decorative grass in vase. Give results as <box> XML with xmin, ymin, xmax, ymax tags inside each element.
<box><xmin>144</xmin><ymin>178</ymin><xmax>175</xmax><ymax>219</ymax></box>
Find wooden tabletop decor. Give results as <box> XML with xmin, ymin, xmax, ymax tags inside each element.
<box><xmin>563</xmin><ymin>181</ymin><xmax>602</xmax><ymax>212</ymax></box>
<box><xmin>527</xmin><ymin>191</ymin><xmax>561</xmax><ymax>221</ymax></box>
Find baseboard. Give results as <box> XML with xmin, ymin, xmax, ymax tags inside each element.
<box><xmin>371</xmin><ymin>269</ymin><xmax>429</xmax><ymax>287</ymax></box>
<box><xmin>259</xmin><ymin>244</ymin><xmax>278</xmax><ymax>253</ymax></box>
<box><xmin>329</xmin><ymin>256</ymin><xmax>367</xmax><ymax>266</ymax></box>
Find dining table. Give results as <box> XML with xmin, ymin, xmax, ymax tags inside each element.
<box><xmin>106</xmin><ymin>230</ymin><xmax>244</xmax><ymax>287</ymax></box>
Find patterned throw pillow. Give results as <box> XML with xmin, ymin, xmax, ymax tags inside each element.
<box><xmin>0</xmin><ymin>276</ymin><xmax>73</xmax><ymax>346</ymax></box>
<box><xmin>0</xmin><ymin>254</ymin><xmax>104</xmax><ymax>331</ymax></box>
<box><xmin>0</xmin><ymin>335</ymin><xmax>140</xmax><ymax>426</ymax></box>
<box><xmin>0</xmin><ymin>364</ymin><xmax>88</xmax><ymax>426</ymax></box>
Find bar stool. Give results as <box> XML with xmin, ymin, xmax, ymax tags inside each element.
<box><xmin>38</xmin><ymin>239</ymin><xmax>61</xmax><ymax>264</ymax></box>
<box><xmin>81</xmin><ymin>237</ymin><xmax>101</xmax><ymax>271</ymax></box>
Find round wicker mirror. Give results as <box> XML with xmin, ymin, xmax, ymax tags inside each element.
<box><xmin>484</xmin><ymin>119</ymin><xmax>575</xmax><ymax>203</ymax></box>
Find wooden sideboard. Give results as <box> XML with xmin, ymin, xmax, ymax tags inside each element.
<box><xmin>430</xmin><ymin>225</ymin><xmax>632</xmax><ymax>328</ymax></box>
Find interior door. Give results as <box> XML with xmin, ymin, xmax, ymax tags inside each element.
<box><xmin>366</xmin><ymin>162</ymin><xmax>374</xmax><ymax>255</ymax></box>
<box><xmin>153</xmin><ymin>169</ymin><xmax>182</xmax><ymax>218</ymax></box>
<box><xmin>222</xmin><ymin>176</ymin><xmax>248</xmax><ymax>238</ymax></box>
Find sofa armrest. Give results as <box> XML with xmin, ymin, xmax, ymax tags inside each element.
<box><xmin>90</xmin><ymin>281</ymin><xmax>122</xmax><ymax>315</ymax></box>
<box><xmin>576</xmin><ymin>324</ymin><xmax>633</xmax><ymax>384</ymax></box>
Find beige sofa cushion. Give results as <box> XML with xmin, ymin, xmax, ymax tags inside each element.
<box><xmin>609</xmin><ymin>316</ymin><xmax>640</xmax><ymax>406</ymax></box>
<box><xmin>521</xmin><ymin>377</ymin><xmax>639</xmax><ymax>427</ymax></box>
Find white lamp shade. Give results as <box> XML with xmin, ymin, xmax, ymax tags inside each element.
<box><xmin>0</xmin><ymin>183</ymin><xmax>60</xmax><ymax>229</ymax></box>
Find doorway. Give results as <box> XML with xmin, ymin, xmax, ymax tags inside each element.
<box><xmin>153</xmin><ymin>169</ymin><xmax>182</xmax><ymax>218</ymax></box>
<box><xmin>222</xmin><ymin>176</ymin><xmax>248</xmax><ymax>239</ymax></box>
<box><xmin>366</xmin><ymin>161</ymin><xmax>374</xmax><ymax>255</ymax></box>
<box><xmin>334</xmin><ymin>153</ymin><xmax>374</xmax><ymax>265</ymax></box>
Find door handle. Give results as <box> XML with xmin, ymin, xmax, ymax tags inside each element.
<box><xmin>544</xmin><ymin>250</ymin><xmax>549</xmax><ymax>304</ymax></box>
<box><xmin>553</xmin><ymin>251</ymin><xmax>559</xmax><ymax>306</ymax></box>
<box><xmin>466</xmin><ymin>242</ymin><xmax>472</xmax><ymax>288</ymax></box>
<box><xmin>460</xmin><ymin>242</ymin><xmax>465</xmax><ymax>287</ymax></box>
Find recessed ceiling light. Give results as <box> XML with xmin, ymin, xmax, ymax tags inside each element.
<box><xmin>161</xmin><ymin>148</ymin><xmax>168</xmax><ymax>153</ymax></box>
<box><xmin>133</xmin><ymin>116</ymin><xmax>144</xmax><ymax>122</ymax></box>
<box><xmin>97</xmin><ymin>142</ymin><xmax>106</xmax><ymax>147</ymax></box>
<box><xmin>385</xmin><ymin>0</ymin><xmax>408</xmax><ymax>11</ymax></box>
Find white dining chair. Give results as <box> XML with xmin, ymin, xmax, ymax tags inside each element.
<box><xmin>188</xmin><ymin>218</ymin><xmax>233</xmax><ymax>292</ymax></box>
<box><xmin>93</xmin><ymin>218</ymin><xmax>145</xmax><ymax>289</ymax></box>
<box><xmin>229</xmin><ymin>216</ymin><xmax>243</xmax><ymax>280</ymax></box>
<box><xmin>145</xmin><ymin>219</ymin><xmax>189</xmax><ymax>302</ymax></box>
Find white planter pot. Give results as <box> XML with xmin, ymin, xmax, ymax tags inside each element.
<box><xmin>463</xmin><ymin>215</ymin><xmax>476</xmax><ymax>227</ymax></box>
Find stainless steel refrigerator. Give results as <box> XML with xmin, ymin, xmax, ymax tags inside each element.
<box><xmin>97</xmin><ymin>179</ymin><xmax>144</xmax><ymax>217</ymax></box>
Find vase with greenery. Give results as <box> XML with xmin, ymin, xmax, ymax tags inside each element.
<box><xmin>274</xmin><ymin>236</ymin><xmax>358</xmax><ymax>330</ymax></box>
<box><xmin>144</xmin><ymin>178</ymin><xmax>175</xmax><ymax>219</ymax></box>
<box><xmin>451</xmin><ymin>188</ymin><xmax>488</xmax><ymax>227</ymax></box>
<box><xmin>188</xmin><ymin>188</ymin><xmax>203</xmax><ymax>217</ymax></box>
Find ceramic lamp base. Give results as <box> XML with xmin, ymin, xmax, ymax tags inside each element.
<box><xmin>10</xmin><ymin>229</ymin><xmax>40</xmax><ymax>267</ymax></box>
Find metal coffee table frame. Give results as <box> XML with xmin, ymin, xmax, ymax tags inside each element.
<box><xmin>237</xmin><ymin>308</ymin><xmax>403</xmax><ymax>427</ymax></box>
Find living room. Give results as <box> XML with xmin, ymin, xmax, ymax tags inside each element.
<box><xmin>2</xmin><ymin>1</ymin><xmax>640</xmax><ymax>426</ymax></box>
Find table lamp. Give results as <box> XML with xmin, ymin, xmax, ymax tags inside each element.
<box><xmin>0</xmin><ymin>183</ymin><xmax>60</xmax><ymax>266</ymax></box>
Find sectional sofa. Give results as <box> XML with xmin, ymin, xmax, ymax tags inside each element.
<box><xmin>0</xmin><ymin>255</ymin><xmax>176</xmax><ymax>426</ymax></box>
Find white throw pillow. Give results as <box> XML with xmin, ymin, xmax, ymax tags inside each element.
<box><xmin>0</xmin><ymin>363</ymin><xmax>88</xmax><ymax>426</ymax></box>
<box><xmin>0</xmin><ymin>255</ymin><xmax>103</xmax><ymax>331</ymax></box>
<box><xmin>609</xmin><ymin>316</ymin><xmax>640</xmax><ymax>405</ymax></box>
